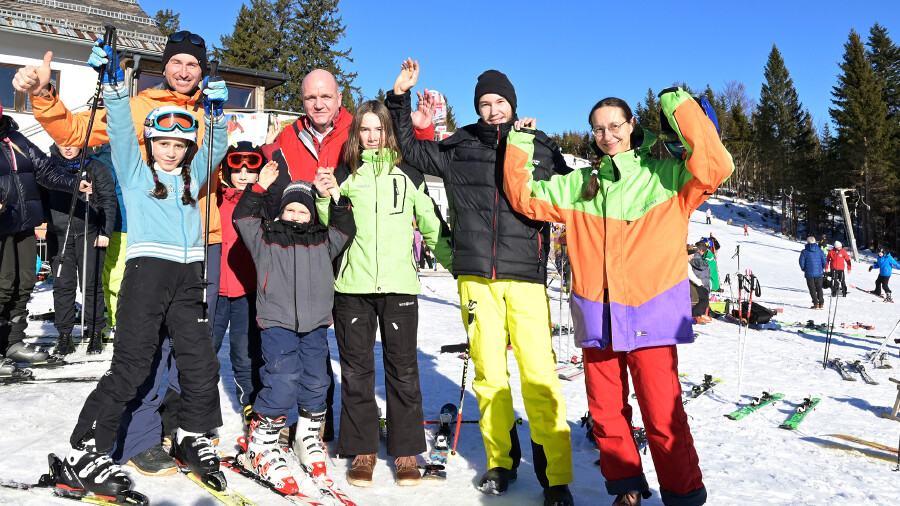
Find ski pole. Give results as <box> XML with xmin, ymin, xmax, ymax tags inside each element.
<box><xmin>823</xmin><ymin>291</ymin><xmax>840</xmax><ymax>368</ymax></box>
<box><xmin>199</xmin><ymin>60</ymin><xmax>219</xmax><ymax>319</ymax></box>
<box><xmin>452</xmin><ymin>299</ymin><xmax>476</xmax><ymax>456</ymax></box>
<box><xmin>869</xmin><ymin>318</ymin><xmax>900</xmax><ymax>363</ymax></box>
<box><xmin>79</xmin><ymin>164</ymin><xmax>92</xmax><ymax>340</ymax></box>
<box><xmin>56</xmin><ymin>25</ymin><xmax>116</xmax><ymax>279</ymax></box>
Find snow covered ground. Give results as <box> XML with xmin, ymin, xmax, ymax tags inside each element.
<box><xmin>2</xmin><ymin>196</ymin><xmax>900</xmax><ymax>505</ymax></box>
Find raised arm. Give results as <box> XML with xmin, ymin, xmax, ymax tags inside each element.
<box><xmin>386</xmin><ymin>60</ymin><xmax>451</xmax><ymax>177</ymax></box>
<box><xmin>233</xmin><ymin>162</ymin><xmax>277</xmax><ymax>261</ymax></box>
<box><xmin>325</xmin><ymin>196</ymin><xmax>356</xmax><ymax>260</ymax></box>
<box><xmin>658</xmin><ymin>88</ymin><xmax>734</xmax><ymax>213</ymax></box>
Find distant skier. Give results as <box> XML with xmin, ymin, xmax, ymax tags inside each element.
<box><xmin>826</xmin><ymin>241</ymin><xmax>851</xmax><ymax>297</ymax></box>
<box><xmin>870</xmin><ymin>248</ymin><xmax>899</xmax><ymax>302</ymax></box>
<box><xmin>799</xmin><ymin>236</ymin><xmax>827</xmax><ymax>309</ymax></box>
<box><xmin>743</xmin><ymin>224</ymin><xmax>749</xmax><ymax>236</ymax></box>
<box><xmin>705</xmin><ymin>207</ymin><xmax>712</xmax><ymax>224</ymax></box>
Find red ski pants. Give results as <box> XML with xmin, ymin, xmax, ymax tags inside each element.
<box><xmin>584</xmin><ymin>344</ymin><xmax>703</xmax><ymax>496</ymax></box>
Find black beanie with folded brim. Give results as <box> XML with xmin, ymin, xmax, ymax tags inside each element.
<box><xmin>161</xmin><ymin>36</ymin><xmax>208</xmax><ymax>77</ymax></box>
<box><xmin>279</xmin><ymin>181</ymin><xmax>317</xmax><ymax>222</ymax></box>
<box><xmin>474</xmin><ymin>70</ymin><xmax>517</xmax><ymax>116</ymax></box>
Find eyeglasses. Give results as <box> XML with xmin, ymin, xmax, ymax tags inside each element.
<box><xmin>148</xmin><ymin>111</ymin><xmax>198</xmax><ymax>132</ymax></box>
<box><xmin>591</xmin><ymin>120</ymin><xmax>628</xmax><ymax>137</ymax></box>
<box><xmin>168</xmin><ymin>31</ymin><xmax>205</xmax><ymax>47</ymax></box>
<box><xmin>227</xmin><ymin>152</ymin><xmax>263</xmax><ymax>170</ymax></box>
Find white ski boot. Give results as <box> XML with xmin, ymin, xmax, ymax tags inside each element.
<box><xmin>293</xmin><ymin>408</ymin><xmax>327</xmax><ymax>477</ymax></box>
<box><xmin>238</xmin><ymin>414</ymin><xmax>299</xmax><ymax>495</ymax></box>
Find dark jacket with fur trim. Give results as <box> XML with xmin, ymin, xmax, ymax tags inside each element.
<box><xmin>233</xmin><ymin>183</ymin><xmax>355</xmax><ymax>333</ymax></box>
<box><xmin>386</xmin><ymin>90</ymin><xmax>571</xmax><ymax>283</ymax></box>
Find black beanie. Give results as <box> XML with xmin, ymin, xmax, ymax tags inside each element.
<box><xmin>280</xmin><ymin>181</ymin><xmax>317</xmax><ymax>222</ymax></box>
<box><xmin>161</xmin><ymin>32</ymin><xmax>208</xmax><ymax>77</ymax></box>
<box><xmin>474</xmin><ymin>70</ymin><xmax>517</xmax><ymax>115</ymax></box>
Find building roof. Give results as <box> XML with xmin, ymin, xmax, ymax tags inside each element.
<box><xmin>0</xmin><ymin>0</ymin><xmax>166</xmax><ymax>53</ymax></box>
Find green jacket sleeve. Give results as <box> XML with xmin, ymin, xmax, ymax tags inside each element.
<box><xmin>503</xmin><ymin>129</ymin><xmax>576</xmax><ymax>224</ymax></box>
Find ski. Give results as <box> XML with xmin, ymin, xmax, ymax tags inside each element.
<box><xmin>823</xmin><ymin>434</ymin><xmax>899</xmax><ymax>457</ymax></box>
<box><xmin>827</xmin><ymin>358</ymin><xmax>856</xmax><ymax>381</ymax></box>
<box><xmin>725</xmin><ymin>391</ymin><xmax>785</xmax><ymax>420</ymax></box>
<box><xmin>182</xmin><ymin>468</ymin><xmax>258</xmax><ymax>506</ymax></box>
<box><xmin>427</xmin><ymin>403</ymin><xmax>457</xmax><ymax>466</ymax></box>
<box><xmin>866</xmin><ymin>350</ymin><xmax>892</xmax><ymax>369</ymax></box>
<box><xmin>176</xmin><ymin>461</ymin><xmax>253</xmax><ymax>506</ymax></box>
<box><xmin>0</xmin><ymin>375</ymin><xmax>101</xmax><ymax>385</ymax></box>
<box><xmin>779</xmin><ymin>397</ymin><xmax>821</xmax><ymax>430</ymax></box>
<box><xmin>558</xmin><ymin>364</ymin><xmax>584</xmax><ymax>381</ymax></box>
<box><xmin>220</xmin><ymin>456</ymin><xmax>326</xmax><ymax>505</ymax></box>
<box><xmin>295</xmin><ymin>465</ymin><xmax>356</xmax><ymax>506</ymax></box>
<box><xmin>848</xmin><ymin>360</ymin><xmax>878</xmax><ymax>385</ymax></box>
<box><xmin>683</xmin><ymin>374</ymin><xmax>722</xmax><ymax>406</ymax></box>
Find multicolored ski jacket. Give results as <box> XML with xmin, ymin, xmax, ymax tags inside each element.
<box><xmin>503</xmin><ymin>88</ymin><xmax>734</xmax><ymax>352</ymax></box>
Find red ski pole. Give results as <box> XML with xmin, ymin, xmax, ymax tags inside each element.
<box><xmin>452</xmin><ymin>300</ymin><xmax>477</xmax><ymax>455</ymax></box>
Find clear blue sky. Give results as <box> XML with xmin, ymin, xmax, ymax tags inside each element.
<box><xmin>140</xmin><ymin>0</ymin><xmax>900</xmax><ymax>135</ymax></box>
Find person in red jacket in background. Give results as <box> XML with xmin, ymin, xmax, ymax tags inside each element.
<box><xmin>826</xmin><ymin>240</ymin><xmax>852</xmax><ymax>297</ymax></box>
<box><xmin>214</xmin><ymin>141</ymin><xmax>265</xmax><ymax>424</ymax></box>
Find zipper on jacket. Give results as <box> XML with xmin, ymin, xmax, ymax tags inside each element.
<box><xmin>492</xmin><ymin>125</ymin><xmax>501</xmax><ymax>279</ymax></box>
<box><xmin>393</xmin><ymin>179</ymin><xmax>399</xmax><ymax>209</ymax></box>
<box><xmin>294</xmin><ymin>242</ymin><xmax>299</xmax><ymax>332</ymax></box>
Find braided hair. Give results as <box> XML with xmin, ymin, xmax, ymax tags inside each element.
<box><xmin>147</xmin><ymin>138</ymin><xmax>197</xmax><ymax>206</ymax></box>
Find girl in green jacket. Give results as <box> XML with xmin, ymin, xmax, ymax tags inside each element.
<box><xmin>314</xmin><ymin>100</ymin><xmax>451</xmax><ymax>488</ymax></box>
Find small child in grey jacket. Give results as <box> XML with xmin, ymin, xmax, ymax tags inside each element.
<box><xmin>232</xmin><ymin>162</ymin><xmax>354</xmax><ymax>493</ymax></box>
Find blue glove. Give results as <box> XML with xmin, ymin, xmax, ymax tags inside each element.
<box><xmin>87</xmin><ymin>39</ymin><xmax>123</xmax><ymax>83</ymax></box>
<box><xmin>202</xmin><ymin>77</ymin><xmax>228</xmax><ymax>116</ymax></box>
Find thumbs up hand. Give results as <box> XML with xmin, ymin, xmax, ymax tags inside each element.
<box><xmin>12</xmin><ymin>51</ymin><xmax>54</xmax><ymax>96</ymax></box>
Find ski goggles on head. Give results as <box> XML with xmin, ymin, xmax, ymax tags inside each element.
<box><xmin>168</xmin><ymin>31</ymin><xmax>205</xmax><ymax>47</ymax></box>
<box><xmin>149</xmin><ymin>111</ymin><xmax>198</xmax><ymax>133</ymax></box>
<box><xmin>227</xmin><ymin>152</ymin><xmax>263</xmax><ymax>170</ymax></box>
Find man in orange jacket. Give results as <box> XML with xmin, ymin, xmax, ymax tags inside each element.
<box><xmin>12</xmin><ymin>30</ymin><xmax>220</xmax><ymax>477</ymax></box>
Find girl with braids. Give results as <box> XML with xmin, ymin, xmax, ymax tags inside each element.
<box><xmin>59</xmin><ymin>63</ymin><xmax>229</xmax><ymax>498</ymax></box>
<box><xmin>503</xmin><ymin>89</ymin><xmax>732</xmax><ymax>506</ymax></box>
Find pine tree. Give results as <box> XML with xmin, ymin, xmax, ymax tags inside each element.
<box><xmin>375</xmin><ymin>88</ymin><xmax>387</xmax><ymax>103</ymax></box>
<box><xmin>214</xmin><ymin>0</ymin><xmax>358</xmax><ymax>112</ymax></box>
<box><xmin>831</xmin><ymin>29</ymin><xmax>896</xmax><ymax>249</ymax></box>
<box><xmin>444</xmin><ymin>95</ymin><xmax>458</xmax><ymax>132</ymax></box>
<box><xmin>867</xmin><ymin>23</ymin><xmax>900</xmax><ymax>119</ymax></box>
<box><xmin>633</xmin><ymin>88</ymin><xmax>666</xmax><ymax>159</ymax></box>
<box><xmin>756</xmin><ymin>44</ymin><xmax>804</xmax><ymax>235</ymax></box>
<box><xmin>154</xmin><ymin>9</ymin><xmax>180</xmax><ymax>36</ymax></box>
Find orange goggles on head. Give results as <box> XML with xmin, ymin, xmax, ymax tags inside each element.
<box><xmin>226</xmin><ymin>152</ymin><xmax>263</xmax><ymax>170</ymax></box>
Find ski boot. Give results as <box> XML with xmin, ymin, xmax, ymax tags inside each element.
<box><xmin>477</xmin><ymin>467</ymin><xmax>517</xmax><ymax>495</ymax></box>
<box><xmin>171</xmin><ymin>429</ymin><xmax>226</xmax><ymax>491</ymax></box>
<box><xmin>5</xmin><ymin>341</ymin><xmax>49</xmax><ymax>364</ymax></box>
<box><xmin>293</xmin><ymin>407</ymin><xmax>327</xmax><ymax>477</ymax></box>
<box><xmin>102</xmin><ymin>325</ymin><xmax>116</xmax><ymax>344</ymax></box>
<box><xmin>86</xmin><ymin>331</ymin><xmax>104</xmax><ymax>355</ymax></box>
<box><xmin>543</xmin><ymin>484</ymin><xmax>574</xmax><ymax>506</ymax></box>
<box><xmin>238</xmin><ymin>414</ymin><xmax>299</xmax><ymax>494</ymax></box>
<box><xmin>886</xmin><ymin>293</ymin><xmax>894</xmax><ymax>303</ymax></box>
<box><xmin>0</xmin><ymin>358</ymin><xmax>33</xmax><ymax>381</ymax></box>
<box><xmin>57</xmin><ymin>438</ymin><xmax>148</xmax><ymax>504</ymax></box>
<box><xmin>52</xmin><ymin>333</ymin><xmax>76</xmax><ymax>356</ymax></box>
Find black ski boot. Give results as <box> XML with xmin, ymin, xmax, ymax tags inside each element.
<box><xmin>52</xmin><ymin>333</ymin><xmax>76</xmax><ymax>356</ymax></box>
<box><xmin>543</xmin><ymin>484</ymin><xmax>574</xmax><ymax>505</ymax></box>
<box><xmin>171</xmin><ymin>431</ymin><xmax>226</xmax><ymax>491</ymax></box>
<box><xmin>5</xmin><ymin>341</ymin><xmax>49</xmax><ymax>364</ymax></box>
<box><xmin>86</xmin><ymin>331</ymin><xmax>103</xmax><ymax>355</ymax></box>
<box><xmin>57</xmin><ymin>438</ymin><xmax>146</xmax><ymax>503</ymax></box>
<box><xmin>477</xmin><ymin>467</ymin><xmax>517</xmax><ymax>495</ymax></box>
<box><xmin>0</xmin><ymin>358</ymin><xmax>33</xmax><ymax>380</ymax></box>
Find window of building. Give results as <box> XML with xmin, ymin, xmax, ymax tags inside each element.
<box><xmin>0</xmin><ymin>63</ymin><xmax>60</xmax><ymax>113</ymax></box>
<box><xmin>136</xmin><ymin>71</ymin><xmax>256</xmax><ymax>109</ymax></box>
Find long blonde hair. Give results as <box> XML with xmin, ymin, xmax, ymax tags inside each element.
<box><xmin>342</xmin><ymin>100</ymin><xmax>403</xmax><ymax>174</ymax></box>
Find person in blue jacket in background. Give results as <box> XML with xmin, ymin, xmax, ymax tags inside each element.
<box><xmin>870</xmin><ymin>248</ymin><xmax>900</xmax><ymax>302</ymax></box>
<box><xmin>799</xmin><ymin>236</ymin><xmax>827</xmax><ymax>309</ymax></box>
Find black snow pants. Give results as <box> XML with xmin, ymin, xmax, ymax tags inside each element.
<box><xmin>0</xmin><ymin>230</ymin><xmax>36</xmax><ymax>351</ymax></box>
<box><xmin>70</xmin><ymin>257</ymin><xmax>221</xmax><ymax>452</ymax></box>
<box><xmin>333</xmin><ymin>292</ymin><xmax>425</xmax><ymax>457</ymax></box>
<box><xmin>47</xmin><ymin>229</ymin><xmax>107</xmax><ymax>334</ymax></box>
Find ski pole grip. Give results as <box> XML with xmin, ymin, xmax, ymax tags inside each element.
<box><xmin>209</xmin><ymin>60</ymin><xmax>219</xmax><ymax>79</ymax></box>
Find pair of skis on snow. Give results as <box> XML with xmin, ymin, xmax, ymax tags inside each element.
<box><xmin>724</xmin><ymin>391</ymin><xmax>821</xmax><ymax>430</ymax></box>
<box><xmin>826</xmin><ymin>357</ymin><xmax>878</xmax><ymax>384</ymax></box>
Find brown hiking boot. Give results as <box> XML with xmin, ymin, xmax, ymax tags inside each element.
<box><xmin>394</xmin><ymin>456</ymin><xmax>420</xmax><ymax>486</ymax></box>
<box><xmin>613</xmin><ymin>493</ymin><xmax>641</xmax><ymax>505</ymax></box>
<box><xmin>347</xmin><ymin>454</ymin><xmax>376</xmax><ymax>487</ymax></box>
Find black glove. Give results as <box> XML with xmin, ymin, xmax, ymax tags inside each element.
<box><xmin>869</xmin><ymin>266</ymin><xmax>874</xmax><ymax>272</ymax></box>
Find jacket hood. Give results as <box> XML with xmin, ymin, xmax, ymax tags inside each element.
<box><xmin>804</xmin><ymin>243</ymin><xmax>821</xmax><ymax>252</ymax></box>
<box><xmin>0</xmin><ymin>115</ymin><xmax>19</xmax><ymax>137</ymax></box>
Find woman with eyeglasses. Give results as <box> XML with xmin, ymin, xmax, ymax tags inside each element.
<box><xmin>211</xmin><ymin>141</ymin><xmax>266</xmax><ymax>423</ymax></box>
<box><xmin>503</xmin><ymin>88</ymin><xmax>733</xmax><ymax>506</ymax></box>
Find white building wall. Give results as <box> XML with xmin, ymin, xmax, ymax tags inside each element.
<box><xmin>0</xmin><ymin>30</ymin><xmax>103</xmax><ymax>151</ymax></box>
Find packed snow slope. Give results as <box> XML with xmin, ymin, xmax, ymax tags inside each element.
<box><xmin>2</xmin><ymin>194</ymin><xmax>899</xmax><ymax>505</ymax></box>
